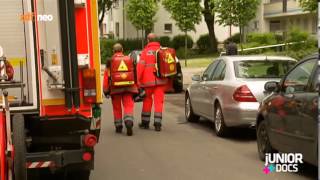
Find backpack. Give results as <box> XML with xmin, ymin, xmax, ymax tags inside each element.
<box><xmin>110</xmin><ymin>55</ymin><xmax>135</xmax><ymax>87</ymax></box>
<box><xmin>156</xmin><ymin>47</ymin><xmax>177</xmax><ymax>78</ymax></box>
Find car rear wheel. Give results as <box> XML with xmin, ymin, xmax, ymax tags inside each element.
<box><xmin>214</xmin><ymin>104</ymin><xmax>228</xmax><ymax>137</ymax></box>
<box><xmin>257</xmin><ymin>120</ymin><xmax>276</xmax><ymax>161</ymax></box>
<box><xmin>185</xmin><ymin>95</ymin><xmax>199</xmax><ymax>122</ymax></box>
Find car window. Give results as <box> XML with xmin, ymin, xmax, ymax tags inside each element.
<box><xmin>234</xmin><ymin>60</ymin><xmax>295</xmax><ymax>78</ymax></box>
<box><xmin>202</xmin><ymin>60</ymin><xmax>219</xmax><ymax>81</ymax></box>
<box><xmin>283</xmin><ymin>59</ymin><xmax>316</xmax><ymax>93</ymax></box>
<box><xmin>312</xmin><ymin>64</ymin><xmax>319</xmax><ymax>92</ymax></box>
<box><xmin>211</xmin><ymin>61</ymin><xmax>226</xmax><ymax>81</ymax></box>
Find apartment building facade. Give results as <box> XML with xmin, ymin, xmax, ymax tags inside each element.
<box><xmin>247</xmin><ymin>0</ymin><xmax>317</xmax><ymax>35</ymax></box>
<box><xmin>101</xmin><ymin>0</ymin><xmax>238</xmax><ymax>42</ymax></box>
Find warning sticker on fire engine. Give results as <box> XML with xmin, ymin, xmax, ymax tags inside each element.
<box><xmin>166</xmin><ymin>53</ymin><xmax>175</xmax><ymax>63</ymax></box>
<box><xmin>118</xmin><ymin>60</ymin><xmax>128</xmax><ymax>71</ymax></box>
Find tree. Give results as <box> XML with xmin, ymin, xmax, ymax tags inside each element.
<box><xmin>126</xmin><ymin>0</ymin><xmax>158</xmax><ymax>47</ymax></box>
<box><xmin>214</xmin><ymin>0</ymin><xmax>260</xmax><ymax>47</ymax></box>
<box><xmin>98</xmin><ymin>0</ymin><xmax>113</xmax><ymax>27</ymax></box>
<box><xmin>203</xmin><ymin>0</ymin><xmax>218</xmax><ymax>53</ymax></box>
<box><xmin>162</xmin><ymin>0</ymin><xmax>202</xmax><ymax>66</ymax></box>
<box><xmin>299</xmin><ymin>0</ymin><xmax>317</xmax><ymax>12</ymax></box>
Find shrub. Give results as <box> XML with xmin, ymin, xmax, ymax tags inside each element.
<box><xmin>247</xmin><ymin>33</ymin><xmax>277</xmax><ymax>45</ymax></box>
<box><xmin>158</xmin><ymin>36</ymin><xmax>171</xmax><ymax>47</ymax></box>
<box><xmin>118</xmin><ymin>38</ymin><xmax>143</xmax><ymax>52</ymax></box>
<box><xmin>196</xmin><ymin>34</ymin><xmax>218</xmax><ymax>53</ymax></box>
<box><xmin>100</xmin><ymin>38</ymin><xmax>116</xmax><ymax>64</ymax></box>
<box><xmin>286</xmin><ymin>27</ymin><xmax>314</xmax><ymax>51</ymax></box>
<box><xmin>100</xmin><ymin>38</ymin><xmax>144</xmax><ymax>64</ymax></box>
<box><xmin>224</xmin><ymin>33</ymin><xmax>240</xmax><ymax>44</ymax></box>
<box><xmin>172</xmin><ymin>34</ymin><xmax>193</xmax><ymax>49</ymax></box>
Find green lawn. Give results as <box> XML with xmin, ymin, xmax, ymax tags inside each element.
<box><xmin>180</xmin><ymin>56</ymin><xmax>217</xmax><ymax>68</ymax></box>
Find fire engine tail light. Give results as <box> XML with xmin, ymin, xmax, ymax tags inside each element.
<box><xmin>82</xmin><ymin>152</ymin><xmax>92</xmax><ymax>161</ymax></box>
<box><xmin>83</xmin><ymin>69</ymin><xmax>97</xmax><ymax>104</ymax></box>
<box><xmin>233</xmin><ymin>85</ymin><xmax>257</xmax><ymax>102</ymax></box>
<box><xmin>83</xmin><ymin>134</ymin><xmax>97</xmax><ymax>147</ymax></box>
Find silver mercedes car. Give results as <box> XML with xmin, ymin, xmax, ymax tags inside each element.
<box><xmin>185</xmin><ymin>55</ymin><xmax>297</xmax><ymax>137</ymax></box>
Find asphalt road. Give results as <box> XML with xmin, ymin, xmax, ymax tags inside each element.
<box><xmin>91</xmin><ymin>93</ymin><xmax>317</xmax><ymax>180</ymax></box>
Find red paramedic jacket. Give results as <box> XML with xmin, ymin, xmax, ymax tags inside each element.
<box><xmin>137</xmin><ymin>42</ymin><xmax>168</xmax><ymax>88</ymax></box>
<box><xmin>103</xmin><ymin>52</ymin><xmax>138</xmax><ymax>95</ymax></box>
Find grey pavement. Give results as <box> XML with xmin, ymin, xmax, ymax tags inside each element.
<box><xmin>91</xmin><ymin>93</ymin><xmax>317</xmax><ymax>180</ymax></box>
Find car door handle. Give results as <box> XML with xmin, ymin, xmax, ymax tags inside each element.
<box><xmin>203</xmin><ymin>86</ymin><xmax>209</xmax><ymax>90</ymax></box>
<box><xmin>212</xmin><ymin>87</ymin><xmax>218</xmax><ymax>90</ymax></box>
<box><xmin>284</xmin><ymin>94</ymin><xmax>294</xmax><ymax>99</ymax></box>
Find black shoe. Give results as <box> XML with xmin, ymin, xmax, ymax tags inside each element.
<box><xmin>115</xmin><ymin>125</ymin><xmax>123</xmax><ymax>133</ymax></box>
<box><xmin>139</xmin><ymin>120</ymin><xmax>150</xmax><ymax>129</ymax></box>
<box><xmin>125</xmin><ymin>121</ymin><xmax>133</xmax><ymax>136</ymax></box>
<box><xmin>154</xmin><ymin>122</ymin><xmax>161</xmax><ymax>132</ymax></box>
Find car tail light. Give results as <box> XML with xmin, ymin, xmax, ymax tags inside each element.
<box><xmin>83</xmin><ymin>134</ymin><xmax>97</xmax><ymax>147</ymax></box>
<box><xmin>233</xmin><ymin>85</ymin><xmax>257</xmax><ymax>102</ymax></box>
<box><xmin>82</xmin><ymin>152</ymin><xmax>92</xmax><ymax>161</ymax></box>
<box><xmin>83</xmin><ymin>69</ymin><xmax>97</xmax><ymax>104</ymax></box>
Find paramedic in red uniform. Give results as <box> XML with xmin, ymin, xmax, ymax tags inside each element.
<box><xmin>103</xmin><ymin>43</ymin><xmax>138</xmax><ymax>136</ymax></box>
<box><xmin>137</xmin><ymin>33</ymin><xmax>168</xmax><ymax>131</ymax></box>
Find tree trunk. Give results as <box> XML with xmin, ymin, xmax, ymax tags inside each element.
<box><xmin>99</xmin><ymin>5</ymin><xmax>106</xmax><ymax>37</ymax></box>
<box><xmin>184</xmin><ymin>31</ymin><xmax>188</xmax><ymax>67</ymax></box>
<box><xmin>239</xmin><ymin>26</ymin><xmax>244</xmax><ymax>52</ymax></box>
<box><xmin>141</xmin><ymin>28</ymin><xmax>145</xmax><ymax>49</ymax></box>
<box><xmin>203</xmin><ymin>0</ymin><xmax>218</xmax><ymax>53</ymax></box>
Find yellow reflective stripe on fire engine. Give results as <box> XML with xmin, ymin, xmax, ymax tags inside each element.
<box><xmin>0</xmin><ymin>96</ymin><xmax>18</xmax><ymax>103</ymax></box>
<box><xmin>42</xmin><ymin>99</ymin><xmax>65</xmax><ymax>106</ymax></box>
<box><xmin>7</xmin><ymin>58</ymin><xmax>26</xmax><ymax>67</ymax></box>
<box><xmin>42</xmin><ymin>98</ymin><xmax>85</xmax><ymax>106</ymax></box>
<box><xmin>91</xmin><ymin>0</ymin><xmax>102</xmax><ymax>104</ymax></box>
<box><xmin>118</xmin><ymin>60</ymin><xmax>128</xmax><ymax>71</ymax></box>
<box><xmin>114</xmin><ymin>81</ymin><xmax>135</xmax><ymax>86</ymax></box>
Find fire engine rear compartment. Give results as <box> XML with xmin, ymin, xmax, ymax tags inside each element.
<box><xmin>0</xmin><ymin>0</ymin><xmax>102</xmax><ymax>178</ymax></box>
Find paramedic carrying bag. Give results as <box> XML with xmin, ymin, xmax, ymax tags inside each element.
<box><xmin>156</xmin><ymin>47</ymin><xmax>177</xmax><ymax>78</ymax></box>
<box><xmin>111</xmin><ymin>55</ymin><xmax>135</xmax><ymax>87</ymax></box>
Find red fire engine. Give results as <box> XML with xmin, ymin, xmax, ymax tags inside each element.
<box><xmin>0</xmin><ymin>0</ymin><xmax>102</xmax><ymax>179</ymax></box>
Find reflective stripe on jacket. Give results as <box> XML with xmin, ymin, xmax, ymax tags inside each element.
<box><xmin>137</xmin><ymin>42</ymin><xmax>168</xmax><ymax>88</ymax></box>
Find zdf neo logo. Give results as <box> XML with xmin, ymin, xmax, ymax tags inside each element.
<box><xmin>263</xmin><ymin>153</ymin><xmax>303</xmax><ymax>174</ymax></box>
<box><xmin>20</xmin><ymin>12</ymin><xmax>53</xmax><ymax>22</ymax></box>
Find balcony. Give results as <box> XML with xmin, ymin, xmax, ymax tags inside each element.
<box><xmin>264</xmin><ymin>0</ymin><xmax>307</xmax><ymax>18</ymax></box>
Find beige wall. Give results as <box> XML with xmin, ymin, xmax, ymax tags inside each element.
<box><xmin>249</xmin><ymin>0</ymin><xmax>317</xmax><ymax>35</ymax></box>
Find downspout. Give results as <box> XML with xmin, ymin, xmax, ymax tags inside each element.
<box><xmin>123</xmin><ymin>0</ymin><xmax>125</xmax><ymax>39</ymax></box>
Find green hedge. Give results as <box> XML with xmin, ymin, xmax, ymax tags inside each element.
<box><xmin>172</xmin><ymin>34</ymin><xmax>193</xmax><ymax>49</ymax></box>
<box><xmin>247</xmin><ymin>33</ymin><xmax>277</xmax><ymax>45</ymax></box>
<box><xmin>224</xmin><ymin>33</ymin><xmax>240</xmax><ymax>44</ymax></box>
<box><xmin>158</xmin><ymin>36</ymin><xmax>171</xmax><ymax>47</ymax></box>
<box><xmin>196</xmin><ymin>34</ymin><xmax>218</xmax><ymax>53</ymax></box>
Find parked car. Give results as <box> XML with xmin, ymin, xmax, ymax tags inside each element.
<box><xmin>129</xmin><ymin>50</ymin><xmax>183</xmax><ymax>93</ymax></box>
<box><xmin>185</xmin><ymin>55</ymin><xmax>297</xmax><ymax>137</ymax></box>
<box><xmin>256</xmin><ymin>54</ymin><xmax>318</xmax><ymax>166</ymax></box>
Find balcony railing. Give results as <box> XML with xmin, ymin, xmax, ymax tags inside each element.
<box><xmin>264</xmin><ymin>0</ymin><xmax>304</xmax><ymax>18</ymax></box>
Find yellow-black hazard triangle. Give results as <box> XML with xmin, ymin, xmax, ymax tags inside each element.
<box><xmin>118</xmin><ymin>60</ymin><xmax>128</xmax><ymax>71</ymax></box>
<box><xmin>166</xmin><ymin>53</ymin><xmax>175</xmax><ymax>63</ymax></box>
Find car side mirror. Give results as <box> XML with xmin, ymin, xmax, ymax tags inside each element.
<box><xmin>192</xmin><ymin>74</ymin><xmax>201</xmax><ymax>82</ymax></box>
<box><xmin>264</xmin><ymin>81</ymin><xmax>279</xmax><ymax>92</ymax></box>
